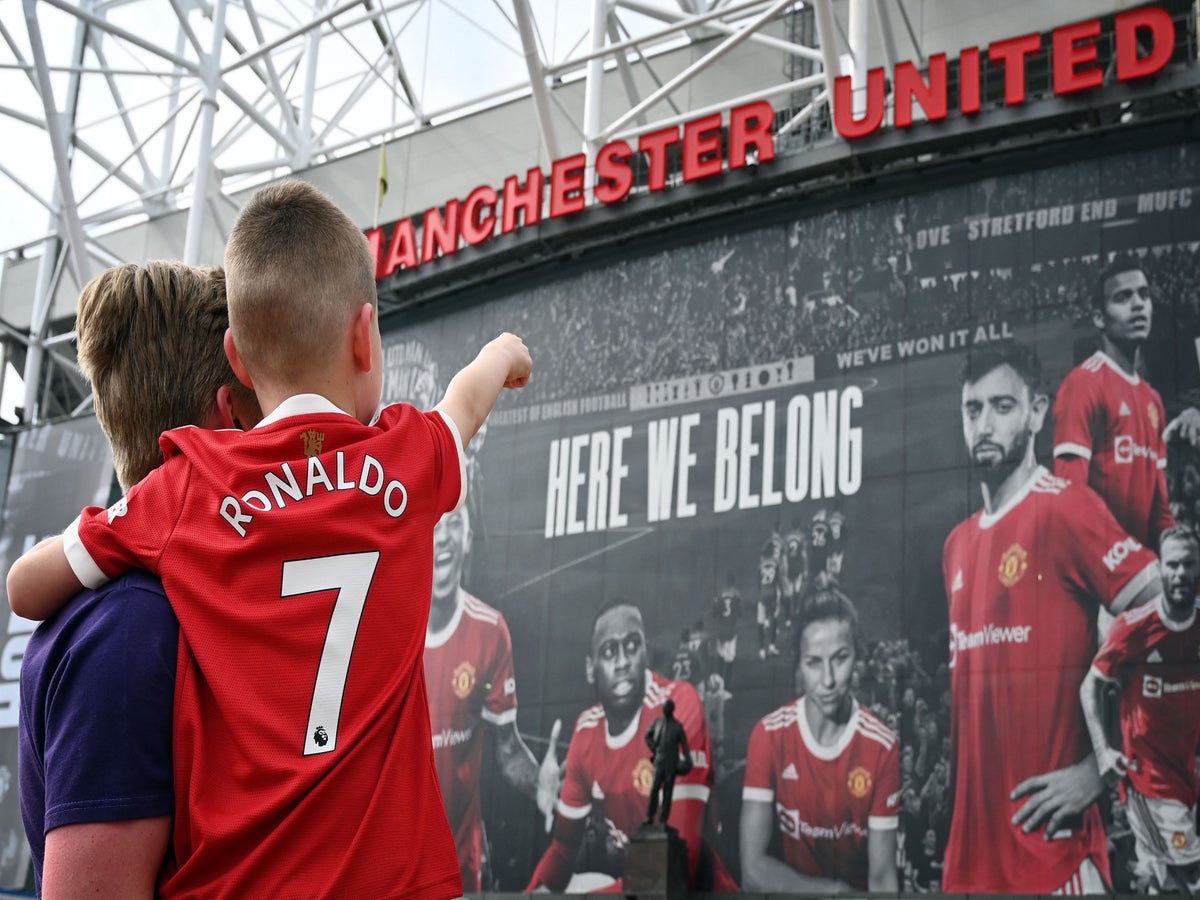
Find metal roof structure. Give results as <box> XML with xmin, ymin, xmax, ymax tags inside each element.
<box><xmin>0</xmin><ymin>0</ymin><xmax>1131</xmax><ymax>425</ymax></box>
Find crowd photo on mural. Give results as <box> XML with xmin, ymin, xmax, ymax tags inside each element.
<box><xmin>373</xmin><ymin>140</ymin><xmax>1200</xmax><ymax>894</ymax></box>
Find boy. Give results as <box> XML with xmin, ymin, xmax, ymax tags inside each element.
<box><xmin>9</xmin><ymin>181</ymin><xmax>531</xmax><ymax>898</ymax></box>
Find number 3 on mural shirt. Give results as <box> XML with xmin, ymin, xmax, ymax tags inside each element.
<box><xmin>281</xmin><ymin>551</ymin><xmax>380</xmax><ymax>756</ymax></box>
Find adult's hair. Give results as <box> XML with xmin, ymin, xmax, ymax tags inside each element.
<box><xmin>224</xmin><ymin>181</ymin><xmax>377</xmax><ymax>384</ymax></box>
<box><xmin>76</xmin><ymin>262</ymin><xmax>254</xmax><ymax>491</ymax></box>
<box><xmin>792</xmin><ymin>587</ymin><xmax>861</xmax><ymax>660</ymax></box>
<box><xmin>958</xmin><ymin>339</ymin><xmax>1042</xmax><ymax>395</ymax></box>
<box><xmin>1095</xmin><ymin>253</ymin><xmax>1146</xmax><ymax>310</ymax></box>
<box><xmin>1159</xmin><ymin>524</ymin><xmax>1200</xmax><ymax>557</ymax></box>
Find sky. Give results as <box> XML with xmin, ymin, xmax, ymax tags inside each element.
<box><xmin>0</xmin><ymin>0</ymin><xmax>631</xmax><ymax>254</ymax></box>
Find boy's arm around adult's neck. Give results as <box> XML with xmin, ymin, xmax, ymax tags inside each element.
<box><xmin>7</xmin><ymin>533</ymin><xmax>85</xmax><ymax>621</ymax></box>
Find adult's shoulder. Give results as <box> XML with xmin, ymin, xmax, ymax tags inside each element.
<box><xmin>1040</xmin><ymin>471</ymin><xmax>1106</xmax><ymax>521</ymax></box>
<box><xmin>942</xmin><ymin>513</ymin><xmax>979</xmax><ymax>554</ymax></box>
<box><xmin>651</xmin><ymin>670</ymin><xmax>702</xmax><ymax>710</ymax></box>
<box><xmin>461</xmin><ymin>591</ymin><xmax>508</xmax><ymax>629</ymax></box>
<box><xmin>754</xmin><ymin>698</ymin><xmax>801</xmax><ymax>734</ymax></box>
<box><xmin>572</xmin><ymin>702</ymin><xmax>606</xmax><ymax>736</ymax></box>
<box><xmin>1058</xmin><ymin>353</ymin><xmax>1105</xmax><ymax>388</ymax></box>
<box><xmin>855</xmin><ymin>704</ymin><xmax>900</xmax><ymax>752</ymax></box>
<box><xmin>45</xmin><ymin>571</ymin><xmax>178</xmax><ymax>654</ymax></box>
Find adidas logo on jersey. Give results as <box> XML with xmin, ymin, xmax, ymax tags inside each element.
<box><xmin>1148</xmin><ymin>649</ymin><xmax>1163</xmax><ymax>663</ymax></box>
<box><xmin>1119</xmin><ymin>402</ymin><xmax>1132</xmax><ymax>417</ymax></box>
<box><xmin>782</xmin><ymin>763</ymin><xmax>800</xmax><ymax>781</ymax></box>
<box><xmin>951</xmin><ymin>571</ymin><xmax>963</xmax><ymax>593</ymax></box>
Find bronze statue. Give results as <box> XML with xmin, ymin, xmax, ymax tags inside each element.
<box><xmin>644</xmin><ymin>698</ymin><xmax>692</xmax><ymax>826</ymax></box>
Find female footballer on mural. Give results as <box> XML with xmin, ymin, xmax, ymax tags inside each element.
<box><xmin>740</xmin><ymin>588</ymin><xmax>900</xmax><ymax>893</ymax></box>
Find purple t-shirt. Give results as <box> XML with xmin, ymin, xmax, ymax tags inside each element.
<box><xmin>19</xmin><ymin>568</ymin><xmax>177</xmax><ymax>890</ymax></box>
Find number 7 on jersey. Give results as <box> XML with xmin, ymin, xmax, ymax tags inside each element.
<box><xmin>282</xmin><ymin>551</ymin><xmax>380</xmax><ymax>756</ymax></box>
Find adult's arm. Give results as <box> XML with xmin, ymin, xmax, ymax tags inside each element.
<box><xmin>492</xmin><ymin>718</ymin><xmax>562</xmax><ymax>828</ymax></box>
<box><xmin>867</xmin><ymin>824</ymin><xmax>899</xmax><ymax>892</ymax></box>
<box><xmin>1150</xmin><ymin>460</ymin><xmax>1175</xmax><ymax>550</ymax></box>
<box><xmin>525</xmin><ymin>720</ymin><xmax>586</xmax><ymax>892</ymax></box>
<box><xmin>739</xmin><ymin>798</ymin><xmax>853</xmax><ymax>893</ymax></box>
<box><xmin>1051</xmin><ymin>369</ymin><xmax>1097</xmax><ymax>487</ymax></box>
<box><xmin>1079</xmin><ymin>667</ymin><xmax>1129</xmax><ymax>783</ymax></box>
<box><xmin>525</xmin><ymin>814</ymin><xmax>586</xmax><ymax>892</ymax></box>
<box><xmin>492</xmin><ymin>720</ymin><xmax>538</xmax><ymax>794</ymax></box>
<box><xmin>42</xmin><ymin>817</ymin><xmax>170</xmax><ymax>900</ymax></box>
<box><xmin>1053</xmin><ymin>453</ymin><xmax>1090</xmax><ymax>488</ymax></box>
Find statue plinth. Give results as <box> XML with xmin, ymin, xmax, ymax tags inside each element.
<box><xmin>624</xmin><ymin>823</ymin><xmax>687</xmax><ymax>900</ymax></box>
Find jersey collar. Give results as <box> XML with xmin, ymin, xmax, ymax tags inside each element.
<box><xmin>426</xmin><ymin>586</ymin><xmax>466</xmax><ymax>648</ymax></box>
<box><xmin>1155</xmin><ymin>592</ymin><xmax>1197</xmax><ymax>632</ymax></box>
<box><xmin>605</xmin><ymin>670</ymin><xmax>653</xmax><ymax>749</ymax></box>
<box><xmin>1094</xmin><ymin>350</ymin><xmax>1141</xmax><ymax>386</ymax></box>
<box><xmin>254</xmin><ymin>393</ymin><xmax>356</xmax><ymax>429</ymax></box>
<box><xmin>978</xmin><ymin>465</ymin><xmax>1045</xmax><ymax>530</ymax></box>
<box><xmin>796</xmin><ymin>696</ymin><xmax>860</xmax><ymax>761</ymax></box>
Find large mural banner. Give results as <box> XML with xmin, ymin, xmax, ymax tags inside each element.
<box><xmin>0</xmin><ymin>417</ymin><xmax>115</xmax><ymax>889</ymax></box>
<box><xmin>384</xmin><ymin>141</ymin><xmax>1200</xmax><ymax>894</ymax></box>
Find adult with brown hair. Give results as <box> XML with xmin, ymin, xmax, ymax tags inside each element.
<box><xmin>18</xmin><ymin>262</ymin><xmax>261</xmax><ymax>898</ymax></box>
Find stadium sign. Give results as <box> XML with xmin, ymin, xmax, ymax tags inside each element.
<box><xmin>366</xmin><ymin>100</ymin><xmax>776</xmax><ymax>281</ymax></box>
<box><xmin>835</xmin><ymin>4</ymin><xmax>1176</xmax><ymax>139</ymax></box>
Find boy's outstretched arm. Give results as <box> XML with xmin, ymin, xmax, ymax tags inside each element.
<box><xmin>435</xmin><ymin>333</ymin><xmax>531</xmax><ymax>448</ymax></box>
<box><xmin>8</xmin><ymin>534</ymin><xmax>85</xmax><ymax>620</ymax></box>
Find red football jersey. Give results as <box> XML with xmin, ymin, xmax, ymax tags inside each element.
<box><xmin>558</xmin><ymin>671</ymin><xmax>711</xmax><ymax>850</ymax></box>
<box><xmin>63</xmin><ymin>396</ymin><xmax>466</xmax><ymax>900</ymax></box>
<box><xmin>1092</xmin><ymin>597</ymin><xmax>1200</xmax><ymax>807</ymax></box>
<box><xmin>742</xmin><ymin>699</ymin><xmax>900</xmax><ymax>890</ymax></box>
<box><xmin>941</xmin><ymin>467</ymin><xmax>1160</xmax><ymax>894</ymax></box>
<box><xmin>424</xmin><ymin>590</ymin><xmax>518</xmax><ymax>891</ymax></box>
<box><xmin>1053</xmin><ymin>351</ymin><xmax>1173</xmax><ymax>549</ymax></box>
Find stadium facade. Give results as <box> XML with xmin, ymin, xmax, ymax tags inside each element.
<box><xmin>0</xmin><ymin>0</ymin><xmax>1198</xmax><ymax>894</ymax></box>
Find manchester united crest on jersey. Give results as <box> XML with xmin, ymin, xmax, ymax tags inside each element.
<box><xmin>998</xmin><ymin>543</ymin><xmax>1028</xmax><ymax>588</ymax></box>
<box><xmin>633</xmin><ymin>757</ymin><xmax>654</xmax><ymax>797</ymax></box>
<box><xmin>1174</xmin><ymin>832</ymin><xmax>1188</xmax><ymax>851</ymax></box>
<box><xmin>451</xmin><ymin>660</ymin><xmax>476</xmax><ymax>699</ymax></box>
<box><xmin>300</xmin><ymin>429</ymin><xmax>325</xmax><ymax>457</ymax></box>
<box><xmin>1148</xmin><ymin>403</ymin><xmax>1160</xmax><ymax>430</ymax></box>
<box><xmin>846</xmin><ymin>765</ymin><xmax>873</xmax><ymax>798</ymax></box>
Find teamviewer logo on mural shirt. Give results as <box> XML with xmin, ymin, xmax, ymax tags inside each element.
<box><xmin>777</xmin><ymin>805</ymin><xmax>801</xmax><ymax>840</ymax></box>
<box><xmin>1143</xmin><ymin>674</ymin><xmax>1163</xmax><ymax>698</ymax></box>
<box><xmin>1113</xmin><ymin>435</ymin><xmax>1159</xmax><ymax>465</ymax></box>
<box><xmin>949</xmin><ymin>622</ymin><xmax>1033</xmax><ymax>669</ymax></box>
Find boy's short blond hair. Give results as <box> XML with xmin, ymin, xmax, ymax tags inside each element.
<box><xmin>223</xmin><ymin>181</ymin><xmax>377</xmax><ymax>383</ymax></box>
<box><xmin>76</xmin><ymin>262</ymin><xmax>254</xmax><ymax>491</ymax></box>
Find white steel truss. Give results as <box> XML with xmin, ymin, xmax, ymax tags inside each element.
<box><xmin>0</xmin><ymin>0</ymin><xmax>913</xmax><ymax>425</ymax></box>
